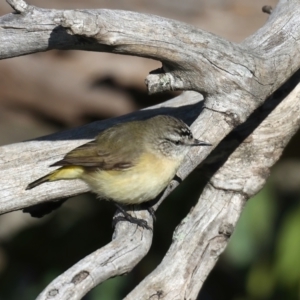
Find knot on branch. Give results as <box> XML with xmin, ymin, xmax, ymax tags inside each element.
<box><xmin>262</xmin><ymin>5</ymin><xmax>273</xmax><ymax>14</ymax></box>
<box><xmin>223</xmin><ymin>111</ymin><xmax>241</xmax><ymax>127</ymax></box>
<box><xmin>218</xmin><ymin>223</ymin><xmax>234</xmax><ymax>238</ymax></box>
<box><xmin>71</xmin><ymin>270</ymin><xmax>90</xmax><ymax>284</ymax></box>
<box><xmin>48</xmin><ymin>289</ymin><xmax>59</xmax><ymax>298</ymax></box>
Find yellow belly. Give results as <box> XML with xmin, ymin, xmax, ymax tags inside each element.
<box><xmin>82</xmin><ymin>152</ymin><xmax>180</xmax><ymax>205</ymax></box>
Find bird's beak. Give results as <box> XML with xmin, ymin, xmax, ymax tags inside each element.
<box><xmin>190</xmin><ymin>139</ymin><xmax>212</xmax><ymax>146</ymax></box>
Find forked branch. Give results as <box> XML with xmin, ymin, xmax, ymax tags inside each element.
<box><xmin>1</xmin><ymin>0</ymin><xmax>300</xmax><ymax>299</ymax></box>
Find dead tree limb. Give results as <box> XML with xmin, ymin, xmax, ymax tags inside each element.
<box><xmin>1</xmin><ymin>0</ymin><xmax>300</xmax><ymax>299</ymax></box>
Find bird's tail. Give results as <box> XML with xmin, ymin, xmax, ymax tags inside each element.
<box><xmin>26</xmin><ymin>166</ymin><xmax>84</xmax><ymax>190</ymax></box>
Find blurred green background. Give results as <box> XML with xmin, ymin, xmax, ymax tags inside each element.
<box><xmin>2</xmin><ymin>0</ymin><xmax>299</xmax><ymax>299</ymax></box>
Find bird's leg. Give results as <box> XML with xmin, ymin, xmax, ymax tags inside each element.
<box><xmin>113</xmin><ymin>203</ymin><xmax>152</xmax><ymax>230</ymax></box>
<box><xmin>140</xmin><ymin>204</ymin><xmax>156</xmax><ymax>222</ymax></box>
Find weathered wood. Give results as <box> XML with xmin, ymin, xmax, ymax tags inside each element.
<box><xmin>1</xmin><ymin>0</ymin><xmax>300</xmax><ymax>299</ymax></box>
<box><xmin>126</xmin><ymin>76</ymin><xmax>300</xmax><ymax>300</ymax></box>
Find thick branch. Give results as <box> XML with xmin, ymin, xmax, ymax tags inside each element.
<box><xmin>125</xmin><ymin>72</ymin><xmax>300</xmax><ymax>300</ymax></box>
<box><xmin>1</xmin><ymin>0</ymin><xmax>299</xmax><ymax>214</ymax></box>
<box><xmin>1</xmin><ymin>0</ymin><xmax>300</xmax><ymax>299</ymax></box>
<box><xmin>1</xmin><ymin>0</ymin><xmax>300</xmax><ymax>117</ymax></box>
<box><xmin>36</xmin><ymin>217</ymin><xmax>153</xmax><ymax>300</ymax></box>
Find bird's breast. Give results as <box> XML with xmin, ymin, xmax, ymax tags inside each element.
<box><xmin>82</xmin><ymin>152</ymin><xmax>181</xmax><ymax>205</ymax></box>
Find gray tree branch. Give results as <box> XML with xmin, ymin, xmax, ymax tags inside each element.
<box><xmin>0</xmin><ymin>0</ymin><xmax>299</xmax><ymax>299</ymax></box>
<box><xmin>126</xmin><ymin>75</ymin><xmax>300</xmax><ymax>299</ymax></box>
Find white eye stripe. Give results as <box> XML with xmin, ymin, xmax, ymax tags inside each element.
<box><xmin>180</xmin><ymin>128</ymin><xmax>192</xmax><ymax>137</ymax></box>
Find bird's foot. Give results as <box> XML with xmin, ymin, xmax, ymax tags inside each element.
<box><xmin>112</xmin><ymin>215</ymin><xmax>151</xmax><ymax>230</ymax></box>
<box><xmin>113</xmin><ymin>203</ymin><xmax>152</xmax><ymax>230</ymax></box>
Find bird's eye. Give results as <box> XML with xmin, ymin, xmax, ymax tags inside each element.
<box><xmin>175</xmin><ymin>140</ymin><xmax>181</xmax><ymax>145</ymax></box>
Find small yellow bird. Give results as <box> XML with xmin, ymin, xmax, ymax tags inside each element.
<box><xmin>26</xmin><ymin>115</ymin><xmax>211</xmax><ymax>228</ymax></box>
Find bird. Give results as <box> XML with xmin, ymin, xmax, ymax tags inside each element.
<box><xmin>26</xmin><ymin>115</ymin><xmax>211</xmax><ymax>228</ymax></box>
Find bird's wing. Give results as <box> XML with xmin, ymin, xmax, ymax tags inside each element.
<box><xmin>51</xmin><ymin>136</ymin><xmax>139</xmax><ymax>171</ymax></box>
